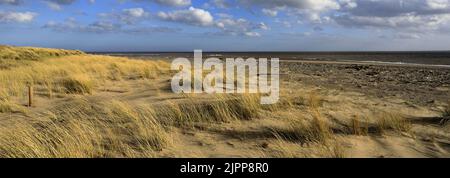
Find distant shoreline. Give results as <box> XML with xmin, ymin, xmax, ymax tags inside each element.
<box><xmin>92</xmin><ymin>52</ymin><xmax>450</xmax><ymax>66</ymax></box>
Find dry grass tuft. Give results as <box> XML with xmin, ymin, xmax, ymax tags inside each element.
<box><xmin>272</xmin><ymin>111</ymin><xmax>332</xmax><ymax>144</ymax></box>
<box><xmin>308</xmin><ymin>91</ymin><xmax>323</xmax><ymax>108</ymax></box>
<box><xmin>375</xmin><ymin>111</ymin><xmax>411</xmax><ymax>134</ymax></box>
<box><xmin>350</xmin><ymin>116</ymin><xmax>369</xmax><ymax>136</ymax></box>
<box><xmin>444</xmin><ymin>101</ymin><xmax>450</xmax><ymax>117</ymax></box>
<box><xmin>269</xmin><ymin>138</ymin><xmax>346</xmax><ymax>158</ymax></box>
<box><xmin>156</xmin><ymin>94</ymin><xmax>262</xmax><ymax>126</ymax></box>
<box><xmin>0</xmin><ymin>51</ymin><xmax>169</xmax><ymax>99</ymax></box>
<box><xmin>0</xmin><ymin>99</ymin><xmax>26</xmax><ymax>114</ymax></box>
<box><xmin>272</xmin><ymin>92</ymin><xmax>331</xmax><ymax>144</ymax></box>
<box><xmin>0</xmin><ymin>99</ymin><xmax>170</xmax><ymax>158</ymax></box>
<box><xmin>60</xmin><ymin>74</ymin><xmax>94</xmax><ymax>94</ymax></box>
<box><xmin>0</xmin><ymin>45</ymin><xmax>83</xmax><ymax>61</ymax></box>
<box><xmin>314</xmin><ymin>141</ymin><xmax>347</xmax><ymax>158</ymax></box>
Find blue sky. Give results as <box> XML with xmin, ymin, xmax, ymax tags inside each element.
<box><xmin>1</xmin><ymin>0</ymin><xmax>450</xmax><ymax>51</ymax></box>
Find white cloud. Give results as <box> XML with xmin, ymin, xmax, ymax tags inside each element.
<box><xmin>44</xmin><ymin>0</ymin><xmax>77</xmax><ymax>11</ymax></box>
<box><xmin>240</xmin><ymin>0</ymin><xmax>340</xmax><ymax>11</ymax></box>
<box><xmin>99</xmin><ymin>8</ymin><xmax>149</xmax><ymax>25</ymax></box>
<box><xmin>138</xmin><ymin>0</ymin><xmax>190</xmax><ymax>7</ymax></box>
<box><xmin>43</xmin><ymin>17</ymin><xmax>179</xmax><ymax>34</ymax></box>
<box><xmin>123</xmin><ymin>8</ymin><xmax>146</xmax><ymax>18</ymax></box>
<box><xmin>427</xmin><ymin>0</ymin><xmax>449</xmax><ymax>10</ymax></box>
<box><xmin>0</xmin><ymin>11</ymin><xmax>37</xmax><ymax>23</ymax></box>
<box><xmin>262</xmin><ymin>8</ymin><xmax>278</xmax><ymax>17</ymax></box>
<box><xmin>0</xmin><ymin>0</ymin><xmax>21</xmax><ymax>5</ymax></box>
<box><xmin>157</xmin><ymin>7</ymin><xmax>214</xmax><ymax>26</ymax></box>
<box><xmin>335</xmin><ymin>14</ymin><xmax>450</xmax><ymax>30</ymax></box>
<box><xmin>259</xmin><ymin>22</ymin><xmax>269</xmax><ymax>30</ymax></box>
<box><xmin>333</xmin><ymin>0</ymin><xmax>450</xmax><ymax>35</ymax></box>
<box><xmin>244</xmin><ymin>31</ymin><xmax>261</xmax><ymax>37</ymax></box>
<box><xmin>156</xmin><ymin>6</ymin><xmax>267</xmax><ymax>37</ymax></box>
<box><xmin>46</xmin><ymin>2</ymin><xmax>62</xmax><ymax>11</ymax></box>
<box><xmin>240</xmin><ymin>0</ymin><xmax>340</xmax><ymax>23</ymax></box>
<box><xmin>212</xmin><ymin>0</ymin><xmax>230</xmax><ymax>9</ymax></box>
<box><xmin>339</xmin><ymin>0</ymin><xmax>357</xmax><ymax>9</ymax></box>
<box><xmin>214</xmin><ymin>16</ymin><xmax>268</xmax><ymax>37</ymax></box>
<box><xmin>43</xmin><ymin>18</ymin><xmax>121</xmax><ymax>33</ymax></box>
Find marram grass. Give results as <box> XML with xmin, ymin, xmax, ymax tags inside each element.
<box><xmin>0</xmin><ymin>47</ymin><xmax>169</xmax><ymax>99</ymax></box>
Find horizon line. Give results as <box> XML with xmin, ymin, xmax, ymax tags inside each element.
<box><xmin>87</xmin><ymin>50</ymin><xmax>450</xmax><ymax>53</ymax></box>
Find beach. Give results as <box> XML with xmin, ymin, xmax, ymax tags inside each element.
<box><xmin>1</xmin><ymin>47</ymin><xmax>449</xmax><ymax>158</ymax></box>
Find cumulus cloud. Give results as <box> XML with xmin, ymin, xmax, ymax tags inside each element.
<box><xmin>43</xmin><ymin>17</ymin><xmax>179</xmax><ymax>34</ymax></box>
<box><xmin>212</xmin><ymin>0</ymin><xmax>231</xmax><ymax>9</ymax></box>
<box><xmin>123</xmin><ymin>8</ymin><xmax>147</xmax><ymax>18</ymax></box>
<box><xmin>157</xmin><ymin>7</ymin><xmax>214</xmax><ymax>26</ymax></box>
<box><xmin>239</xmin><ymin>0</ymin><xmax>340</xmax><ymax>11</ymax></box>
<box><xmin>154</xmin><ymin>0</ymin><xmax>190</xmax><ymax>6</ymax></box>
<box><xmin>240</xmin><ymin>0</ymin><xmax>340</xmax><ymax>23</ymax></box>
<box><xmin>0</xmin><ymin>11</ymin><xmax>37</xmax><ymax>23</ymax></box>
<box><xmin>133</xmin><ymin>0</ymin><xmax>190</xmax><ymax>7</ymax></box>
<box><xmin>333</xmin><ymin>0</ymin><xmax>450</xmax><ymax>34</ymax></box>
<box><xmin>44</xmin><ymin>0</ymin><xmax>77</xmax><ymax>10</ymax></box>
<box><xmin>123</xmin><ymin>26</ymin><xmax>181</xmax><ymax>34</ymax></box>
<box><xmin>244</xmin><ymin>31</ymin><xmax>260</xmax><ymax>37</ymax></box>
<box><xmin>43</xmin><ymin>18</ymin><xmax>121</xmax><ymax>33</ymax></box>
<box><xmin>0</xmin><ymin>0</ymin><xmax>21</xmax><ymax>5</ymax></box>
<box><xmin>99</xmin><ymin>8</ymin><xmax>149</xmax><ymax>24</ymax></box>
<box><xmin>338</xmin><ymin>0</ymin><xmax>450</xmax><ymax>17</ymax></box>
<box><xmin>49</xmin><ymin>0</ymin><xmax>76</xmax><ymax>4</ymax></box>
<box><xmin>213</xmin><ymin>15</ymin><xmax>269</xmax><ymax>37</ymax></box>
<box><xmin>262</xmin><ymin>8</ymin><xmax>278</xmax><ymax>17</ymax></box>
<box><xmin>157</xmin><ymin>7</ymin><xmax>268</xmax><ymax>37</ymax></box>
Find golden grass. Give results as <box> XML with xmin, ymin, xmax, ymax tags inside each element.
<box><xmin>374</xmin><ymin>111</ymin><xmax>411</xmax><ymax>134</ymax></box>
<box><xmin>268</xmin><ymin>138</ymin><xmax>346</xmax><ymax>158</ymax></box>
<box><xmin>0</xmin><ymin>99</ymin><xmax>26</xmax><ymax>114</ymax></box>
<box><xmin>0</xmin><ymin>46</ymin><xmax>423</xmax><ymax>158</ymax></box>
<box><xmin>0</xmin><ymin>92</ymin><xmax>277</xmax><ymax>157</ymax></box>
<box><xmin>0</xmin><ymin>53</ymin><xmax>169</xmax><ymax>99</ymax></box>
<box><xmin>155</xmin><ymin>94</ymin><xmax>263</xmax><ymax>126</ymax></box>
<box><xmin>60</xmin><ymin>74</ymin><xmax>95</xmax><ymax>94</ymax></box>
<box><xmin>0</xmin><ymin>99</ymin><xmax>170</xmax><ymax>158</ymax></box>
<box><xmin>350</xmin><ymin>116</ymin><xmax>369</xmax><ymax>136</ymax></box>
<box><xmin>0</xmin><ymin>45</ymin><xmax>84</xmax><ymax>61</ymax></box>
<box><xmin>270</xmin><ymin>92</ymin><xmax>332</xmax><ymax>145</ymax></box>
<box><xmin>272</xmin><ymin>112</ymin><xmax>332</xmax><ymax>144</ymax></box>
<box><xmin>444</xmin><ymin>101</ymin><xmax>450</xmax><ymax>117</ymax></box>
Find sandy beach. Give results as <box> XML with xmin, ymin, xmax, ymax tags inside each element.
<box><xmin>2</xmin><ymin>46</ymin><xmax>448</xmax><ymax>158</ymax></box>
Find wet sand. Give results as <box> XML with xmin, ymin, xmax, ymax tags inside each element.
<box><xmin>281</xmin><ymin>60</ymin><xmax>450</xmax><ymax>106</ymax></box>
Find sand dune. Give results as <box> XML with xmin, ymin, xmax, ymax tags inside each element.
<box><xmin>0</xmin><ymin>46</ymin><xmax>449</xmax><ymax>158</ymax></box>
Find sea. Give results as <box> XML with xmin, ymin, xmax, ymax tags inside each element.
<box><xmin>89</xmin><ymin>51</ymin><xmax>450</xmax><ymax>67</ymax></box>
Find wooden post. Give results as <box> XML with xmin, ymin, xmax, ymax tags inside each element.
<box><xmin>28</xmin><ymin>85</ymin><xmax>33</xmax><ymax>107</ymax></box>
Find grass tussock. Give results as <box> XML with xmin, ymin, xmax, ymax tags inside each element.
<box><xmin>314</xmin><ymin>142</ymin><xmax>347</xmax><ymax>158</ymax></box>
<box><xmin>375</xmin><ymin>111</ymin><xmax>411</xmax><ymax>134</ymax></box>
<box><xmin>156</xmin><ymin>94</ymin><xmax>262</xmax><ymax>126</ymax></box>
<box><xmin>0</xmin><ymin>99</ymin><xmax>26</xmax><ymax>114</ymax></box>
<box><xmin>0</xmin><ymin>45</ymin><xmax>84</xmax><ymax>61</ymax></box>
<box><xmin>269</xmin><ymin>138</ymin><xmax>346</xmax><ymax>158</ymax></box>
<box><xmin>0</xmin><ymin>52</ymin><xmax>169</xmax><ymax>99</ymax></box>
<box><xmin>0</xmin><ymin>99</ymin><xmax>170</xmax><ymax>158</ymax></box>
<box><xmin>60</xmin><ymin>74</ymin><xmax>95</xmax><ymax>94</ymax></box>
<box><xmin>350</xmin><ymin>116</ymin><xmax>370</xmax><ymax>136</ymax></box>
<box><xmin>444</xmin><ymin>101</ymin><xmax>450</xmax><ymax>117</ymax></box>
<box><xmin>271</xmin><ymin>111</ymin><xmax>332</xmax><ymax>144</ymax></box>
<box><xmin>270</xmin><ymin>92</ymin><xmax>332</xmax><ymax>148</ymax></box>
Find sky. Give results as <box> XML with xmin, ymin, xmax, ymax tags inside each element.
<box><xmin>1</xmin><ymin>0</ymin><xmax>450</xmax><ymax>52</ymax></box>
